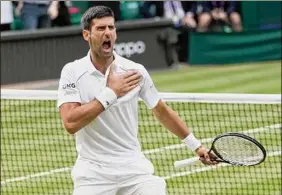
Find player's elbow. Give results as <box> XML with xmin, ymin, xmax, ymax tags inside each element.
<box><xmin>63</xmin><ymin>122</ymin><xmax>79</xmax><ymax>135</ymax></box>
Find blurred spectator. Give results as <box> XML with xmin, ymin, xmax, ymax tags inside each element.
<box><xmin>51</xmin><ymin>1</ymin><xmax>71</xmax><ymax>27</ymax></box>
<box><xmin>181</xmin><ymin>1</ymin><xmax>198</xmax><ymax>29</ymax></box>
<box><xmin>163</xmin><ymin>1</ymin><xmax>186</xmax><ymax>25</ymax></box>
<box><xmin>141</xmin><ymin>1</ymin><xmax>198</xmax><ymax>30</ymax></box>
<box><xmin>140</xmin><ymin>1</ymin><xmax>199</xmax><ymax>62</ymax></box>
<box><xmin>15</xmin><ymin>1</ymin><xmax>59</xmax><ymax>30</ymax></box>
<box><xmin>140</xmin><ymin>1</ymin><xmax>163</xmax><ymax>19</ymax></box>
<box><xmin>140</xmin><ymin>1</ymin><xmax>187</xmax><ymax>65</ymax></box>
<box><xmin>88</xmin><ymin>1</ymin><xmax>121</xmax><ymax>21</ymax></box>
<box><xmin>200</xmin><ymin>1</ymin><xmax>242</xmax><ymax>32</ymax></box>
<box><xmin>1</xmin><ymin>1</ymin><xmax>14</xmax><ymax>31</ymax></box>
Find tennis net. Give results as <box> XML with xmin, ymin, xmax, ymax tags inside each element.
<box><xmin>1</xmin><ymin>89</ymin><xmax>281</xmax><ymax>195</ymax></box>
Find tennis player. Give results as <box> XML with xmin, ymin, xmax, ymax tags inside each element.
<box><xmin>57</xmin><ymin>6</ymin><xmax>216</xmax><ymax>195</ymax></box>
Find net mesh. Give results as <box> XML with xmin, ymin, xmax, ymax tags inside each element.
<box><xmin>1</xmin><ymin>90</ymin><xmax>281</xmax><ymax>195</ymax></box>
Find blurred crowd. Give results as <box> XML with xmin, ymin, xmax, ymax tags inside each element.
<box><xmin>1</xmin><ymin>1</ymin><xmax>242</xmax><ymax>33</ymax></box>
<box><xmin>141</xmin><ymin>1</ymin><xmax>242</xmax><ymax>32</ymax></box>
<box><xmin>1</xmin><ymin>1</ymin><xmax>73</xmax><ymax>31</ymax></box>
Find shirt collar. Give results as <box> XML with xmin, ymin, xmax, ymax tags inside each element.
<box><xmin>85</xmin><ymin>50</ymin><xmax>120</xmax><ymax>75</ymax></box>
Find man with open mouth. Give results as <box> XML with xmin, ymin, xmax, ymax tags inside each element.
<box><xmin>57</xmin><ymin>5</ymin><xmax>215</xmax><ymax>195</ymax></box>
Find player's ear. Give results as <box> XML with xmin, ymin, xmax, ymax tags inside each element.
<box><xmin>82</xmin><ymin>30</ymin><xmax>90</xmax><ymax>42</ymax></box>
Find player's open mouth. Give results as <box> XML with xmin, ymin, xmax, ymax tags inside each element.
<box><xmin>102</xmin><ymin>41</ymin><xmax>111</xmax><ymax>51</ymax></box>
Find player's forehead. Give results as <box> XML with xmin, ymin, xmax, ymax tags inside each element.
<box><xmin>91</xmin><ymin>16</ymin><xmax>115</xmax><ymax>28</ymax></box>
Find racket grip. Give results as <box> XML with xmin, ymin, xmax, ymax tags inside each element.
<box><xmin>174</xmin><ymin>157</ymin><xmax>200</xmax><ymax>168</ymax></box>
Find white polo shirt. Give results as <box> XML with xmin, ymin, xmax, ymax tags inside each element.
<box><xmin>57</xmin><ymin>51</ymin><xmax>160</xmax><ymax>166</ymax></box>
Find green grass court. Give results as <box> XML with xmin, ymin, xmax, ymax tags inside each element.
<box><xmin>1</xmin><ymin>61</ymin><xmax>281</xmax><ymax>195</ymax></box>
<box><xmin>152</xmin><ymin>61</ymin><xmax>281</xmax><ymax>94</ymax></box>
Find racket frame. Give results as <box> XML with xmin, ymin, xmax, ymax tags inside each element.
<box><xmin>210</xmin><ymin>132</ymin><xmax>267</xmax><ymax>166</ymax></box>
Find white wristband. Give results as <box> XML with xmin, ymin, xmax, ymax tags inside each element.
<box><xmin>183</xmin><ymin>133</ymin><xmax>202</xmax><ymax>151</ymax></box>
<box><xmin>96</xmin><ymin>87</ymin><xmax>117</xmax><ymax>110</ymax></box>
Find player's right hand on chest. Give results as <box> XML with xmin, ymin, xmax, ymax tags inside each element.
<box><xmin>107</xmin><ymin>65</ymin><xmax>142</xmax><ymax>97</ymax></box>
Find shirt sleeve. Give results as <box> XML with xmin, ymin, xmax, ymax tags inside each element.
<box><xmin>57</xmin><ymin>64</ymin><xmax>81</xmax><ymax>108</ymax></box>
<box><xmin>139</xmin><ymin>66</ymin><xmax>160</xmax><ymax>109</ymax></box>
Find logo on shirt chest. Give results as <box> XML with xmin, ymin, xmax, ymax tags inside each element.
<box><xmin>62</xmin><ymin>83</ymin><xmax>76</xmax><ymax>89</ymax></box>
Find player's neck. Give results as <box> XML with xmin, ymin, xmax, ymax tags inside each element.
<box><xmin>90</xmin><ymin>52</ymin><xmax>114</xmax><ymax>75</ymax></box>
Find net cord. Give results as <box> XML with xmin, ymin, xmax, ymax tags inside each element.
<box><xmin>1</xmin><ymin>89</ymin><xmax>281</xmax><ymax>104</ymax></box>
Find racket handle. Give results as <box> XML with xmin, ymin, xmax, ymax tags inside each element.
<box><xmin>174</xmin><ymin>157</ymin><xmax>200</xmax><ymax>168</ymax></box>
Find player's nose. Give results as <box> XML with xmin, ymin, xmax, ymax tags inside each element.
<box><xmin>104</xmin><ymin>27</ymin><xmax>111</xmax><ymax>36</ymax></box>
<box><xmin>104</xmin><ymin>33</ymin><xmax>110</xmax><ymax>39</ymax></box>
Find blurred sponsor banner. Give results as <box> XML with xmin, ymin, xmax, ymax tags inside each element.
<box><xmin>1</xmin><ymin>19</ymin><xmax>173</xmax><ymax>85</ymax></box>
<box><xmin>115</xmin><ymin>25</ymin><xmax>172</xmax><ymax>70</ymax></box>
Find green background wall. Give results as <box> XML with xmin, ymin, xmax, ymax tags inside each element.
<box><xmin>189</xmin><ymin>29</ymin><xmax>281</xmax><ymax>65</ymax></box>
<box><xmin>241</xmin><ymin>1</ymin><xmax>281</xmax><ymax>30</ymax></box>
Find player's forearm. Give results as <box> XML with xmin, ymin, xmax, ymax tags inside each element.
<box><xmin>153</xmin><ymin>101</ymin><xmax>190</xmax><ymax>139</ymax></box>
<box><xmin>64</xmin><ymin>100</ymin><xmax>104</xmax><ymax>134</ymax></box>
<box><xmin>153</xmin><ymin>101</ymin><xmax>202</xmax><ymax>151</ymax></box>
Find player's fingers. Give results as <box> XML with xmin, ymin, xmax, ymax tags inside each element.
<box><xmin>200</xmin><ymin>154</ymin><xmax>218</xmax><ymax>165</ymax></box>
<box><xmin>124</xmin><ymin>72</ymin><xmax>142</xmax><ymax>83</ymax></box>
<box><xmin>124</xmin><ymin>84</ymin><xmax>138</xmax><ymax>92</ymax></box>
<box><xmin>126</xmin><ymin>74</ymin><xmax>142</xmax><ymax>85</ymax></box>
<box><xmin>127</xmin><ymin>78</ymin><xmax>141</xmax><ymax>87</ymax></box>
<box><xmin>122</xmin><ymin>71</ymin><xmax>138</xmax><ymax>79</ymax></box>
<box><xmin>209</xmin><ymin>152</ymin><xmax>218</xmax><ymax>161</ymax></box>
<box><xmin>208</xmin><ymin>152</ymin><xmax>219</xmax><ymax>164</ymax></box>
<box><xmin>199</xmin><ymin>156</ymin><xmax>210</xmax><ymax>165</ymax></box>
<box><xmin>199</xmin><ymin>153</ymin><xmax>214</xmax><ymax>165</ymax></box>
<box><xmin>204</xmin><ymin>152</ymin><xmax>211</xmax><ymax>160</ymax></box>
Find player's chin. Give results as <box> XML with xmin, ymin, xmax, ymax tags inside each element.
<box><xmin>101</xmin><ymin>49</ymin><xmax>113</xmax><ymax>58</ymax></box>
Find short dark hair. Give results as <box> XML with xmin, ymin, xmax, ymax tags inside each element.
<box><xmin>81</xmin><ymin>6</ymin><xmax>114</xmax><ymax>30</ymax></box>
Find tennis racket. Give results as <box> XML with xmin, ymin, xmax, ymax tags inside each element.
<box><xmin>174</xmin><ymin>133</ymin><xmax>267</xmax><ymax>168</ymax></box>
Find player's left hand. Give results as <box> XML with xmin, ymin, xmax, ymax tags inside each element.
<box><xmin>195</xmin><ymin>146</ymin><xmax>218</xmax><ymax>165</ymax></box>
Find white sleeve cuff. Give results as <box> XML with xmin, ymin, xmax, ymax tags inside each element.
<box><xmin>96</xmin><ymin>87</ymin><xmax>117</xmax><ymax>110</ymax></box>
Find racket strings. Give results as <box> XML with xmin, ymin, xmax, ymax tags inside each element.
<box><xmin>213</xmin><ymin>136</ymin><xmax>264</xmax><ymax>165</ymax></box>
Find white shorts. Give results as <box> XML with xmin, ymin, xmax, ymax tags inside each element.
<box><xmin>71</xmin><ymin>157</ymin><xmax>166</xmax><ymax>195</ymax></box>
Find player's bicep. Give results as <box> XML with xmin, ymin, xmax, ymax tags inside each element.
<box><xmin>152</xmin><ymin>100</ymin><xmax>166</xmax><ymax>118</ymax></box>
<box><xmin>59</xmin><ymin>102</ymin><xmax>81</xmax><ymax>128</ymax></box>
<box><xmin>59</xmin><ymin>102</ymin><xmax>80</xmax><ymax>119</ymax></box>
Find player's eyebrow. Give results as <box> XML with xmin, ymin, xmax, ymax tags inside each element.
<box><xmin>95</xmin><ymin>24</ymin><xmax>115</xmax><ymax>28</ymax></box>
